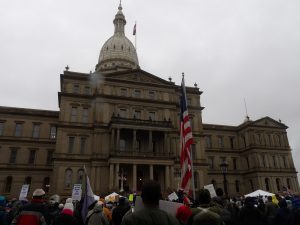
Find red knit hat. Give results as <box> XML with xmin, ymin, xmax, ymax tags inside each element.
<box><xmin>176</xmin><ymin>205</ymin><xmax>192</xmax><ymax>222</ymax></box>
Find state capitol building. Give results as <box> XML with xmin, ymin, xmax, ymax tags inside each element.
<box><xmin>0</xmin><ymin>3</ymin><xmax>299</xmax><ymax>198</ymax></box>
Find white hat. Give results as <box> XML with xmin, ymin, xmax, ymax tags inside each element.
<box><xmin>63</xmin><ymin>202</ymin><xmax>74</xmax><ymax>213</ymax></box>
<box><xmin>58</xmin><ymin>203</ymin><xmax>64</xmax><ymax>209</ymax></box>
<box><xmin>65</xmin><ymin>198</ymin><xmax>73</xmax><ymax>203</ymax></box>
<box><xmin>32</xmin><ymin>189</ymin><xmax>45</xmax><ymax>197</ymax></box>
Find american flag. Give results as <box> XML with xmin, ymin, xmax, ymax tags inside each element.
<box><xmin>180</xmin><ymin>75</ymin><xmax>193</xmax><ymax>193</ymax></box>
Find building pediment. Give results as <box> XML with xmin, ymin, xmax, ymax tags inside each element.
<box><xmin>104</xmin><ymin>69</ymin><xmax>174</xmax><ymax>86</ymax></box>
<box><xmin>251</xmin><ymin>117</ymin><xmax>288</xmax><ymax>129</ymax></box>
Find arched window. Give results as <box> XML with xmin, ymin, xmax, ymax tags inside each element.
<box><xmin>235</xmin><ymin>180</ymin><xmax>240</xmax><ymax>193</ymax></box>
<box><xmin>77</xmin><ymin>169</ymin><xmax>84</xmax><ymax>184</ymax></box>
<box><xmin>24</xmin><ymin>176</ymin><xmax>32</xmax><ymax>192</ymax></box>
<box><xmin>249</xmin><ymin>179</ymin><xmax>254</xmax><ymax>191</ymax></box>
<box><xmin>276</xmin><ymin>178</ymin><xmax>281</xmax><ymax>191</ymax></box>
<box><xmin>287</xmin><ymin>178</ymin><xmax>291</xmax><ymax>189</ymax></box>
<box><xmin>65</xmin><ymin>168</ymin><xmax>73</xmax><ymax>188</ymax></box>
<box><xmin>43</xmin><ymin>177</ymin><xmax>50</xmax><ymax>193</ymax></box>
<box><xmin>194</xmin><ymin>171</ymin><xmax>199</xmax><ymax>189</ymax></box>
<box><xmin>265</xmin><ymin>178</ymin><xmax>270</xmax><ymax>191</ymax></box>
<box><xmin>4</xmin><ymin>176</ymin><xmax>12</xmax><ymax>193</ymax></box>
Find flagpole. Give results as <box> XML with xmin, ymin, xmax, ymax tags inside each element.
<box><xmin>183</xmin><ymin>73</ymin><xmax>196</xmax><ymax>201</ymax></box>
<box><xmin>180</xmin><ymin>73</ymin><xmax>196</xmax><ymax>200</ymax></box>
<box><xmin>135</xmin><ymin>21</ymin><xmax>137</xmax><ymax>50</ymax></box>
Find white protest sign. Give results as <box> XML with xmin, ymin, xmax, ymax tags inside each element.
<box><xmin>204</xmin><ymin>184</ymin><xmax>217</xmax><ymax>198</ymax></box>
<box><xmin>72</xmin><ymin>184</ymin><xmax>82</xmax><ymax>201</ymax></box>
<box><xmin>168</xmin><ymin>192</ymin><xmax>179</xmax><ymax>201</ymax></box>
<box><xmin>19</xmin><ymin>184</ymin><xmax>29</xmax><ymax>200</ymax></box>
<box><xmin>159</xmin><ymin>200</ymin><xmax>183</xmax><ymax>216</ymax></box>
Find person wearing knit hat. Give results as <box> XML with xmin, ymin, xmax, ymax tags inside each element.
<box><xmin>53</xmin><ymin>201</ymin><xmax>80</xmax><ymax>225</ymax></box>
<box><xmin>11</xmin><ymin>188</ymin><xmax>51</xmax><ymax>225</ymax></box>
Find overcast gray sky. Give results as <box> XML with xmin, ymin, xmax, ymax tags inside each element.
<box><xmin>1</xmin><ymin>0</ymin><xmax>300</xmax><ymax>183</ymax></box>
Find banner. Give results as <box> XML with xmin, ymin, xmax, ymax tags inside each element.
<box><xmin>19</xmin><ymin>184</ymin><xmax>29</xmax><ymax>200</ymax></box>
<box><xmin>72</xmin><ymin>184</ymin><xmax>82</xmax><ymax>201</ymax></box>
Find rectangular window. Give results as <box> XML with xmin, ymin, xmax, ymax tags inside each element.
<box><xmin>149</xmin><ymin>91</ymin><xmax>155</xmax><ymax>99</ymax></box>
<box><xmin>133</xmin><ymin>90</ymin><xmax>141</xmax><ymax>98</ymax></box>
<box><xmin>82</xmin><ymin>108</ymin><xmax>89</xmax><ymax>123</ymax></box>
<box><xmin>32</xmin><ymin>124</ymin><xmax>40</xmax><ymax>138</ymax></box>
<box><xmin>50</xmin><ymin>126</ymin><xmax>56</xmax><ymax>139</ymax></box>
<box><xmin>263</xmin><ymin>155</ymin><xmax>267</xmax><ymax>167</ymax></box>
<box><xmin>84</xmin><ymin>86</ymin><xmax>90</xmax><ymax>95</ymax></box>
<box><xmin>273</xmin><ymin>155</ymin><xmax>277</xmax><ymax>167</ymax></box>
<box><xmin>15</xmin><ymin>123</ymin><xmax>23</xmax><ymax>137</ymax></box>
<box><xmin>73</xmin><ymin>85</ymin><xmax>80</xmax><ymax>93</ymax></box>
<box><xmin>80</xmin><ymin>138</ymin><xmax>86</xmax><ymax>154</ymax></box>
<box><xmin>9</xmin><ymin>149</ymin><xmax>17</xmax><ymax>163</ymax></box>
<box><xmin>191</xmin><ymin>144</ymin><xmax>196</xmax><ymax>160</ymax></box>
<box><xmin>71</xmin><ymin>107</ymin><xmax>77</xmax><ymax>122</ymax></box>
<box><xmin>120</xmin><ymin>139</ymin><xmax>126</xmax><ymax>151</ymax></box>
<box><xmin>256</xmin><ymin>133</ymin><xmax>261</xmax><ymax>144</ymax></box>
<box><xmin>46</xmin><ymin>151</ymin><xmax>53</xmax><ymax>165</ymax></box>
<box><xmin>218</xmin><ymin>136</ymin><xmax>224</xmax><ymax>148</ymax></box>
<box><xmin>149</xmin><ymin>112</ymin><xmax>156</xmax><ymax>120</ymax></box>
<box><xmin>134</xmin><ymin>110</ymin><xmax>141</xmax><ymax>119</ymax></box>
<box><xmin>205</xmin><ymin>136</ymin><xmax>212</xmax><ymax>149</ymax></box>
<box><xmin>208</xmin><ymin>157</ymin><xmax>214</xmax><ymax>169</ymax></box>
<box><xmin>68</xmin><ymin>137</ymin><xmax>75</xmax><ymax>153</ymax></box>
<box><xmin>0</xmin><ymin>122</ymin><xmax>4</xmax><ymax>136</ymax></box>
<box><xmin>28</xmin><ymin>149</ymin><xmax>36</xmax><ymax>164</ymax></box>
<box><xmin>119</xmin><ymin>108</ymin><xmax>127</xmax><ymax>118</ymax></box>
<box><xmin>232</xmin><ymin>158</ymin><xmax>237</xmax><ymax>170</ymax></box>
<box><xmin>229</xmin><ymin>137</ymin><xmax>235</xmax><ymax>149</ymax></box>
<box><xmin>187</xmin><ymin>98</ymin><xmax>192</xmax><ymax>106</ymax></box>
<box><xmin>120</xmin><ymin>88</ymin><xmax>127</xmax><ymax>96</ymax></box>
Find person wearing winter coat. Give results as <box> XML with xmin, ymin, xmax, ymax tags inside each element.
<box><xmin>53</xmin><ymin>201</ymin><xmax>80</xmax><ymax>225</ymax></box>
<box><xmin>11</xmin><ymin>189</ymin><xmax>50</xmax><ymax>225</ymax></box>
<box><xmin>0</xmin><ymin>196</ymin><xmax>9</xmax><ymax>225</ymax></box>
<box><xmin>85</xmin><ymin>201</ymin><xmax>109</xmax><ymax>225</ymax></box>
<box><xmin>239</xmin><ymin>197</ymin><xmax>264</xmax><ymax>225</ymax></box>
<box><xmin>121</xmin><ymin>180</ymin><xmax>180</xmax><ymax>225</ymax></box>
<box><xmin>112</xmin><ymin>197</ymin><xmax>131</xmax><ymax>225</ymax></box>
<box><xmin>273</xmin><ymin>199</ymin><xmax>290</xmax><ymax>225</ymax></box>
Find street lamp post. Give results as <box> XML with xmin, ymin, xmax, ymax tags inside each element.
<box><xmin>220</xmin><ymin>161</ymin><xmax>229</xmax><ymax>198</ymax></box>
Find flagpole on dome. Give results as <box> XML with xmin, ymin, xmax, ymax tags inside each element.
<box><xmin>133</xmin><ymin>21</ymin><xmax>137</xmax><ymax>50</ymax></box>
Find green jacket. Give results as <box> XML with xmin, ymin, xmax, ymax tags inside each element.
<box><xmin>121</xmin><ymin>206</ymin><xmax>180</xmax><ymax>225</ymax></box>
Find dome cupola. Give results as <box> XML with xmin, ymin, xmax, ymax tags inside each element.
<box><xmin>95</xmin><ymin>2</ymin><xmax>139</xmax><ymax>72</ymax></box>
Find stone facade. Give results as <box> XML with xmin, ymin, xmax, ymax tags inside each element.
<box><xmin>0</xmin><ymin>69</ymin><xmax>299</xmax><ymax>198</ymax></box>
<box><xmin>0</xmin><ymin>3</ymin><xmax>299</xmax><ymax>199</ymax></box>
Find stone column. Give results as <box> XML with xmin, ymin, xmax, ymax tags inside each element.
<box><xmin>132</xmin><ymin>164</ymin><xmax>137</xmax><ymax>192</ymax></box>
<box><xmin>148</xmin><ymin>131</ymin><xmax>152</xmax><ymax>152</ymax></box>
<box><xmin>165</xmin><ymin>166</ymin><xmax>170</xmax><ymax>190</ymax></box>
<box><xmin>149</xmin><ymin>164</ymin><xmax>153</xmax><ymax>180</ymax></box>
<box><xmin>109</xmin><ymin>163</ymin><xmax>114</xmax><ymax>190</ymax></box>
<box><xmin>111</xmin><ymin>128</ymin><xmax>115</xmax><ymax>150</ymax></box>
<box><xmin>115</xmin><ymin>163</ymin><xmax>119</xmax><ymax>189</ymax></box>
<box><xmin>116</xmin><ymin>128</ymin><xmax>120</xmax><ymax>151</ymax></box>
<box><xmin>133</xmin><ymin>130</ymin><xmax>137</xmax><ymax>151</ymax></box>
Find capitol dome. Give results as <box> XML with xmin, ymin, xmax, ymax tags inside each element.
<box><xmin>95</xmin><ymin>3</ymin><xmax>139</xmax><ymax>72</ymax></box>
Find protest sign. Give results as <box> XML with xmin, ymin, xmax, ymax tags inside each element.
<box><xmin>168</xmin><ymin>192</ymin><xmax>178</xmax><ymax>201</ymax></box>
<box><xmin>72</xmin><ymin>184</ymin><xmax>82</xmax><ymax>201</ymax></box>
<box><xmin>19</xmin><ymin>184</ymin><xmax>29</xmax><ymax>200</ymax></box>
<box><xmin>204</xmin><ymin>184</ymin><xmax>217</xmax><ymax>198</ymax></box>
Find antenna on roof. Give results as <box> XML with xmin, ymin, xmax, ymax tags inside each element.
<box><xmin>244</xmin><ymin>98</ymin><xmax>250</xmax><ymax>122</ymax></box>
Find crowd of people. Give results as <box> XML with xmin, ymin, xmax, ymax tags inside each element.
<box><xmin>0</xmin><ymin>180</ymin><xmax>300</xmax><ymax>225</ymax></box>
